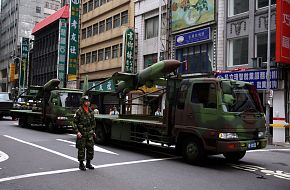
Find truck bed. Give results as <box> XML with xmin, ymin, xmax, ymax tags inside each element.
<box><xmin>11</xmin><ymin>109</ymin><xmax>42</xmax><ymax>116</ymax></box>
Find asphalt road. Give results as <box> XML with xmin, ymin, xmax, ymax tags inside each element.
<box><xmin>0</xmin><ymin>118</ymin><xmax>289</xmax><ymax>190</ymax></box>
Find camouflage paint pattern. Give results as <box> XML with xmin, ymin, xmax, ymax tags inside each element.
<box><xmin>73</xmin><ymin>106</ymin><xmax>96</xmax><ymax>161</ymax></box>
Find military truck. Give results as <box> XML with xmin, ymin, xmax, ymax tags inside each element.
<box><xmin>11</xmin><ymin>79</ymin><xmax>83</xmax><ymax>132</ymax></box>
<box><xmin>0</xmin><ymin>92</ymin><xmax>13</xmax><ymax>119</ymax></box>
<box><xmin>89</xmin><ymin>60</ymin><xmax>267</xmax><ymax>164</ymax></box>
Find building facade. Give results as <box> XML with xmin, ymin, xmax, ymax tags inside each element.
<box><xmin>0</xmin><ymin>0</ymin><xmax>60</xmax><ymax>92</ymax></box>
<box><xmin>79</xmin><ymin>0</ymin><xmax>134</xmax><ymax>84</ymax></box>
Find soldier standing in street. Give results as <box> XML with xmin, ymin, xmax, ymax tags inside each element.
<box><xmin>73</xmin><ymin>96</ymin><xmax>96</xmax><ymax>171</ymax></box>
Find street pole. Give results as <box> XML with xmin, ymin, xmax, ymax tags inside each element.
<box><xmin>266</xmin><ymin>0</ymin><xmax>272</xmax><ymax>145</ymax></box>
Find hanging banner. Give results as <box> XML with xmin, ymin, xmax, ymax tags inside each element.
<box><xmin>122</xmin><ymin>28</ymin><xmax>135</xmax><ymax>73</ymax></box>
<box><xmin>276</xmin><ymin>0</ymin><xmax>290</xmax><ymax>64</ymax></box>
<box><xmin>57</xmin><ymin>19</ymin><xmax>68</xmax><ymax>88</ymax></box>
<box><xmin>67</xmin><ymin>0</ymin><xmax>80</xmax><ymax>83</ymax></box>
<box><xmin>9</xmin><ymin>63</ymin><xmax>16</xmax><ymax>82</ymax></box>
<box><xmin>20</xmin><ymin>37</ymin><xmax>29</xmax><ymax>89</ymax></box>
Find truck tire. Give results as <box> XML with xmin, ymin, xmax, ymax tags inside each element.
<box><xmin>223</xmin><ymin>151</ymin><xmax>246</xmax><ymax>162</ymax></box>
<box><xmin>94</xmin><ymin>126</ymin><xmax>107</xmax><ymax>145</ymax></box>
<box><xmin>182</xmin><ymin>138</ymin><xmax>205</xmax><ymax>164</ymax></box>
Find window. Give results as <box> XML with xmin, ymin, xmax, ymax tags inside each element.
<box><xmin>45</xmin><ymin>2</ymin><xmax>49</xmax><ymax>8</ymax></box>
<box><xmin>106</xmin><ymin>17</ymin><xmax>112</xmax><ymax>31</ymax></box>
<box><xmin>98</xmin><ymin>49</ymin><xmax>104</xmax><ymax>61</ymax></box>
<box><xmin>94</xmin><ymin>0</ymin><xmax>99</xmax><ymax>8</ymax></box>
<box><xmin>99</xmin><ymin>20</ymin><xmax>105</xmax><ymax>33</ymax></box>
<box><xmin>83</xmin><ymin>3</ymin><xmax>87</xmax><ymax>14</ymax></box>
<box><xmin>121</xmin><ymin>11</ymin><xmax>128</xmax><ymax>25</ymax></box>
<box><xmin>192</xmin><ymin>83</ymin><xmax>217</xmax><ymax>109</ymax></box>
<box><xmin>256</xmin><ymin>32</ymin><xmax>276</xmax><ymax>62</ymax></box>
<box><xmin>100</xmin><ymin>0</ymin><xmax>106</xmax><ymax>6</ymax></box>
<box><xmin>93</xmin><ymin>23</ymin><xmax>98</xmax><ymax>35</ymax></box>
<box><xmin>113</xmin><ymin>14</ymin><xmax>120</xmax><ymax>28</ymax></box>
<box><xmin>257</xmin><ymin>0</ymin><xmax>276</xmax><ymax>9</ymax></box>
<box><xmin>86</xmin><ymin>52</ymin><xmax>91</xmax><ymax>64</ymax></box>
<box><xmin>36</xmin><ymin>6</ymin><xmax>41</xmax><ymax>13</ymax></box>
<box><xmin>145</xmin><ymin>16</ymin><xmax>159</xmax><ymax>39</ymax></box>
<box><xmin>177</xmin><ymin>84</ymin><xmax>189</xmax><ymax>109</ymax></box>
<box><xmin>105</xmin><ymin>47</ymin><xmax>111</xmax><ymax>60</ymax></box>
<box><xmin>228</xmin><ymin>37</ymin><xmax>248</xmax><ymax>66</ymax></box>
<box><xmin>92</xmin><ymin>51</ymin><xmax>97</xmax><ymax>62</ymax></box>
<box><xmin>144</xmin><ymin>54</ymin><xmax>158</xmax><ymax>68</ymax></box>
<box><xmin>228</xmin><ymin>0</ymin><xmax>249</xmax><ymax>16</ymax></box>
<box><xmin>82</xmin><ymin>28</ymin><xmax>87</xmax><ymax>39</ymax></box>
<box><xmin>88</xmin><ymin>0</ymin><xmax>93</xmax><ymax>12</ymax></box>
<box><xmin>112</xmin><ymin>45</ymin><xmax>119</xmax><ymax>58</ymax></box>
<box><xmin>87</xmin><ymin>26</ymin><xmax>92</xmax><ymax>38</ymax></box>
<box><xmin>81</xmin><ymin>54</ymin><xmax>85</xmax><ymax>65</ymax></box>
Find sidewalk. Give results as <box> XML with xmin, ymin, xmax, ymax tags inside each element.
<box><xmin>271</xmin><ymin>142</ymin><xmax>290</xmax><ymax>148</ymax></box>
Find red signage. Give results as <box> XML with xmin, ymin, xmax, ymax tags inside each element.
<box><xmin>276</xmin><ymin>0</ymin><xmax>290</xmax><ymax>64</ymax></box>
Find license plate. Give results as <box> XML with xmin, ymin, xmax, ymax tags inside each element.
<box><xmin>248</xmin><ymin>142</ymin><xmax>257</xmax><ymax>149</ymax></box>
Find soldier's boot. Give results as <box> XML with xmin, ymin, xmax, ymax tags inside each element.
<box><xmin>79</xmin><ymin>161</ymin><xmax>86</xmax><ymax>171</ymax></box>
<box><xmin>86</xmin><ymin>160</ymin><xmax>94</xmax><ymax>170</ymax></box>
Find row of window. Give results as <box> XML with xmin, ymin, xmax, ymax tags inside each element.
<box><xmin>227</xmin><ymin>32</ymin><xmax>276</xmax><ymax>66</ymax></box>
<box><xmin>229</xmin><ymin>0</ymin><xmax>276</xmax><ymax>17</ymax></box>
<box><xmin>45</xmin><ymin>2</ymin><xmax>60</xmax><ymax>11</ymax></box>
<box><xmin>83</xmin><ymin>0</ymin><xmax>112</xmax><ymax>14</ymax></box>
<box><xmin>82</xmin><ymin>11</ymin><xmax>128</xmax><ymax>39</ymax></box>
<box><xmin>80</xmin><ymin>43</ymin><xmax>122</xmax><ymax>64</ymax></box>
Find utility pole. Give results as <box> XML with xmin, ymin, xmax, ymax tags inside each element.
<box><xmin>266</xmin><ymin>0</ymin><xmax>272</xmax><ymax>145</ymax></box>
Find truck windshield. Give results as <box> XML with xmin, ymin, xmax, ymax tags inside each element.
<box><xmin>0</xmin><ymin>93</ymin><xmax>10</xmax><ymax>101</ymax></box>
<box><xmin>222</xmin><ymin>83</ymin><xmax>263</xmax><ymax>113</ymax></box>
<box><xmin>59</xmin><ymin>92</ymin><xmax>82</xmax><ymax>108</ymax></box>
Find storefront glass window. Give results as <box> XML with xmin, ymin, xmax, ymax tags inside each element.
<box><xmin>228</xmin><ymin>37</ymin><xmax>248</xmax><ymax>66</ymax></box>
<box><xmin>256</xmin><ymin>32</ymin><xmax>276</xmax><ymax>62</ymax></box>
<box><xmin>176</xmin><ymin>43</ymin><xmax>212</xmax><ymax>74</ymax></box>
<box><xmin>145</xmin><ymin>16</ymin><xmax>159</xmax><ymax>39</ymax></box>
<box><xmin>228</xmin><ymin>0</ymin><xmax>249</xmax><ymax>17</ymax></box>
<box><xmin>144</xmin><ymin>54</ymin><xmax>158</xmax><ymax>68</ymax></box>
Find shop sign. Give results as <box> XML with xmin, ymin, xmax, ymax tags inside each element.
<box><xmin>57</xmin><ymin>19</ymin><xmax>67</xmax><ymax>88</ymax></box>
<box><xmin>216</xmin><ymin>69</ymin><xmax>278</xmax><ymax>90</ymax></box>
<box><xmin>67</xmin><ymin>0</ymin><xmax>79</xmax><ymax>81</ymax></box>
<box><xmin>9</xmin><ymin>63</ymin><xmax>16</xmax><ymax>82</ymax></box>
<box><xmin>122</xmin><ymin>28</ymin><xmax>135</xmax><ymax>73</ymax></box>
<box><xmin>81</xmin><ymin>79</ymin><xmax>116</xmax><ymax>92</ymax></box>
<box><xmin>276</xmin><ymin>0</ymin><xmax>290</xmax><ymax>64</ymax></box>
<box><xmin>20</xmin><ymin>37</ymin><xmax>29</xmax><ymax>89</ymax></box>
<box><xmin>175</xmin><ymin>27</ymin><xmax>211</xmax><ymax>47</ymax></box>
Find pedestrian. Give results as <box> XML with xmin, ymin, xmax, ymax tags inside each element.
<box><xmin>73</xmin><ymin>95</ymin><xmax>96</xmax><ymax>171</ymax></box>
<box><xmin>109</xmin><ymin>106</ymin><xmax>119</xmax><ymax>115</ymax></box>
<box><xmin>155</xmin><ymin>107</ymin><xmax>162</xmax><ymax>116</ymax></box>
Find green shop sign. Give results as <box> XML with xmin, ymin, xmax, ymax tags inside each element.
<box><xmin>67</xmin><ymin>0</ymin><xmax>80</xmax><ymax>81</ymax></box>
<box><xmin>122</xmin><ymin>28</ymin><xmax>135</xmax><ymax>73</ymax></box>
<box><xmin>20</xmin><ymin>37</ymin><xmax>29</xmax><ymax>89</ymax></box>
<box><xmin>57</xmin><ymin>19</ymin><xmax>67</xmax><ymax>88</ymax></box>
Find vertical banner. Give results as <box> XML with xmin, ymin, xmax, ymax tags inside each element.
<box><xmin>57</xmin><ymin>19</ymin><xmax>68</xmax><ymax>88</ymax></box>
<box><xmin>9</xmin><ymin>63</ymin><xmax>16</xmax><ymax>82</ymax></box>
<box><xmin>67</xmin><ymin>0</ymin><xmax>80</xmax><ymax>85</ymax></box>
<box><xmin>276</xmin><ymin>0</ymin><xmax>290</xmax><ymax>64</ymax></box>
<box><xmin>122</xmin><ymin>28</ymin><xmax>135</xmax><ymax>73</ymax></box>
<box><xmin>20</xmin><ymin>37</ymin><xmax>29</xmax><ymax>90</ymax></box>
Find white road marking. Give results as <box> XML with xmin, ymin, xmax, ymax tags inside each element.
<box><xmin>248</xmin><ymin>148</ymin><xmax>290</xmax><ymax>153</ymax></box>
<box><xmin>4</xmin><ymin>135</ymin><xmax>79</xmax><ymax>163</ymax></box>
<box><xmin>56</xmin><ymin>139</ymin><xmax>119</xmax><ymax>155</ymax></box>
<box><xmin>68</xmin><ymin>134</ymin><xmax>76</xmax><ymax>137</ymax></box>
<box><xmin>0</xmin><ymin>157</ymin><xmax>179</xmax><ymax>183</ymax></box>
<box><xmin>0</xmin><ymin>150</ymin><xmax>9</xmax><ymax>163</ymax></box>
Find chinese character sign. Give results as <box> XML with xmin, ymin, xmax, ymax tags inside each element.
<box><xmin>67</xmin><ymin>0</ymin><xmax>79</xmax><ymax>81</ymax></box>
<box><xmin>122</xmin><ymin>28</ymin><xmax>135</xmax><ymax>73</ymax></box>
<box><xmin>10</xmin><ymin>63</ymin><xmax>16</xmax><ymax>82</ymax></box>
<box><xmin>57</xmin><ymin>19</ymin><xmax>67</xmax><ymax>88</ymax></box>
<box><xmin>20</xmin><ymin>37</ymin><xmax>29</xmax><ymax>88</ymax></box>
<box><xmin>215</xmin><ymin>69</ymin><xmax>278</xmax><ymax>90</ymax></box>
<box><xmin>276</xmin><ymin>0</ymin><xmax>290</xmax><ymax>64</ymax></box>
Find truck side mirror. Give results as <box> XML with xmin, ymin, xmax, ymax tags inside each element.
<box><xmin>223</xmin><ymin>94</ymin><xmax>234</xmax><ymax>106</ymax></box>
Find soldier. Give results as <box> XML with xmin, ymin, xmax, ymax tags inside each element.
<box><xmin>73</xmin><ymin>96</ymin><xmax>96</xmax><ymax>171</ymax></box>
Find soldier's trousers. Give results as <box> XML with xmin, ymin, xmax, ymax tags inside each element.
<box><xmin>76</xmin><ymin>135</ymin><xmax>94</xmax><ymax>161</ymax></box>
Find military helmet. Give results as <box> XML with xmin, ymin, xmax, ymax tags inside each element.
<box><xmin>80</xmin><ymin>95</ymin><xmax>90</xmax><ymax>104</ymax></box>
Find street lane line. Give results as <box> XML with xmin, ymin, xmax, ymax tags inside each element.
<box><xmin>56</xmin><ymin>139</ymin><xmax>119</xmax><ymax>155</ymax></box>
<box><xmin>4</xmin><ymin>135</ymin><xmax>79</xmax><ymax>163</ymax></box>
<box><xmin>248</xmin><ymin>148</ymin><xmax>290</xmax><ymax>153</ymax></box>
<box><xmin>0</xmin><ymin>150</ymin><xmax>9</xmax><ymax>163</ymax></box>
<box><xmin>0</xmin><ymin>157</ymin><xmax>180</xmax><ymax>183</ymax></box>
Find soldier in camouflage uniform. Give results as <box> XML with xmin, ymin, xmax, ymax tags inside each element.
<box><xmin>73</xmin><ymin>96</ymin><xmax>96</xmax><ymax>171</ymax></box>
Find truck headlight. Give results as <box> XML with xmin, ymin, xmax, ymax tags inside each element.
<box><xmin>258</xmin><ymin>132</ymin><xmax>265</xmax><ymax>138</ymax></box>
<box><xmin>57</xmin><ymin>117</ymin><xmax>68</xmax><ymax>120</ymax></box>
<box><xmin>219</xmin><ymin>133</ymin><xmax>239</xmax><ymax>139</ymax></box>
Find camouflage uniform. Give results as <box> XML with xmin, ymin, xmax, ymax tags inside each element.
<box><xmin>73</xmin><ymin>106</ymin><xmax>96</xmax><ymax>162</ymax></box>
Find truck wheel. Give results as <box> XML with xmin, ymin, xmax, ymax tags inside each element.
<box><xmin>223</xmin><ymin>151</ymin><xmax>246</xmax><ymax>162</ymax></box>
<box><xmin>95</xmin><ymin>126</ymin><xmax>107</xmax><ymax>145</ymax></box>
<box><xmin>182</xmin><ymin>138</ymin><xmax>205</xmax><ymax>164</ymax></box>
<box><xmin>46</xmin><ymin>121</ymin><xmax>56</xmax><ymax>133</ymax></box>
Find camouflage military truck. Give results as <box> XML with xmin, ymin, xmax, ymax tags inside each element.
<box><xmin>0</xmin><ymin>92</ymin><xmax>13</xmax><ymax>119</ymax></box>
<box><xmin>11</xmin><ymin>79</ymin><xmax>83</xmax><ymax>132</ymax></box>
<box><xmin>89</xmin><ymin>60</ymin><xmax>267</xmax><ymax>164</ymax></box>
